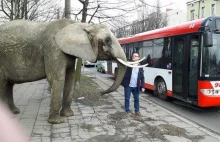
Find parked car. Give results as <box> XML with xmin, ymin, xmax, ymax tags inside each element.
<box><xmin>83</xmin><ymin>60</ymin><xmax>96</xmax><ymax>67</ymax></box>
<box><xmin>96</xmin><ymin>60</ymin><xmax>107</xmax><ymax>73</ymax></box>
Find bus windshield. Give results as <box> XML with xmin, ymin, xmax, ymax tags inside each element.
<box><xmin>202</xmin><ymin>34</ymin><xmax>220</xmax><ymax>77</ymax></box>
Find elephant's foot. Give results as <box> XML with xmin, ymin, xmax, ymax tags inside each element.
<box><xmin>60</xmin><ymin>107</ymin><xmax>74</xmax><ymax>117</ymax></box>
<box><xmin>48</xmin><ymin>114</ymin><xmax>64</xmax><ymax>124</ymax></box>
<box><xmin>10</xmin><ymin>105</ymin><xmax>20</xmax><ymax>114</ymax></box>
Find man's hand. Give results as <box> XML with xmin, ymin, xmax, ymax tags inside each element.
<box><xmin>141</xmin><ymin>88</ymin><xmax>145</xmax><ymax>92</ymax></box>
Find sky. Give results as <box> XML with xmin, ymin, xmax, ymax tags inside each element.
<box><xmin>64</xmin><ymin>0</ymin><xmax>189</xmax><ymax>24</ymax></box>
<box><xmin>69</xmin><ymin>0</ymin><xmax>189</xmax><ymax>12</ymax></box>
<box><xmin>138</xmin><ymin>0</ymin><xmax>188</xmax><ymax>11</ymax></box>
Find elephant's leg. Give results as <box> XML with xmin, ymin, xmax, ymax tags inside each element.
<box><xmin>60</xmin><ymin>66</ymin><xmax>75</xmax><ymax>117</ymax></box>
<box><xmin>6</xmin><ymin>83</ymin><xmax>20</xmax><ymax>114</ymax></box>
<box><xmin>47</xmin><ymin>79</ymin><xmax>65</xmax><ymax>124</ymax></box>
<box><xmin>0</xmin><ymin>76</ymin><xmax>7</xmax><ymax>104</ymax></box>
<box><xmin>46</xmin><ymin>66</ymin><xmax>66</xmax><ymax>124</ymax></box>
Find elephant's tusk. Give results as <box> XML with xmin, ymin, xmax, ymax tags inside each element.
<box><xmin>117</xmin><ymin>58</ymin><xmax>148</xmax><ymax>68</ymax></box>
<box><xmin>127</xmin><ymin>57</ymin><xmax>146</xmax><ymax>64</ymax></box>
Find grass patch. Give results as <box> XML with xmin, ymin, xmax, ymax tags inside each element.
<box><xmin>138</xmin><ymin>123</ymin><xmax>204</xmax><ymax>142</ymax></box>
<box><xmin>108</xmin><ymin>111</ymin><xmax>127</xmax><ymax>121</ymax></box>
<box><xmin>85</xmin><ymin>135</ymin><xmax>136</xmax><ymax>142</ymax></box>
<box><xmin>74</xmin><ymin>75</ymin><xmax>111</xmax><ymax>106</ymax></box>
<box><xmin>47</xmin><ymin>75</ymin><xmax>111</xmax><ymax>106</ymax></box>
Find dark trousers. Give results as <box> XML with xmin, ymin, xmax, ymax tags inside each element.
<box><xmin>124</xmin><ymin>87</ymin><xmax>140</xmax><ymax>112</ymax></box>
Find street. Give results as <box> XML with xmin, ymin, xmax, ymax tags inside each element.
<box><xmin>86</xmin><ymin>66</ymin><xmax>220</xmax><ymax>135</ymax></box>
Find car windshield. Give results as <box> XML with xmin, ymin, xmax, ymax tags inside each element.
<box><xmin>202</xmin><ymin>34</ymin><xmax>220</xmax><ymax>77</ymax></box>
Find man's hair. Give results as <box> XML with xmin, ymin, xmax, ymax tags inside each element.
<box><xmin>132</xmin><ymin>52</ymin><xmax>140</xmax><ymax>56</ymax></box>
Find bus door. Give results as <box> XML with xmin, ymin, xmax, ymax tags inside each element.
<box><xmin>188</xmin><ymin>35</ymin><xmax>199</xmax><ymax>99</ymax></box>
<box><xmin>172</xmin><ymin>36</ymin><xmax>189</xmax><ymax>99</ymax></box>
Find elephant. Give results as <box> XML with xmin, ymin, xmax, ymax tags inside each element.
<box><xmin>0</xmin><ymin>19</ymin><xmax>146</xmax><ymax>124</ymax></box>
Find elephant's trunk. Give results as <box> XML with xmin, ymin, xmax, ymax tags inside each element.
<box><xmin>101</xmin><ymin>61</ymin><xmax>126</xmax><ymax>95</ymax></box>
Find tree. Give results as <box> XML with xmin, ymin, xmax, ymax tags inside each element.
<box><xmin>72</xmin><ymin>0</ymin><xmax>139</xmax><ymax>24</ymax></box>
<box><xmin>0</xmin><ymin>0</ymin><xmax>61</xmax><ymax>21</ymax></box>
<box><xmin>114</xmin><ymin>0</ymin><xmax>168</xmax><ymax>38</ymax></box>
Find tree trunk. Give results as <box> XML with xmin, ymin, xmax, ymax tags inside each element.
<box><xmin>65</xmin><ymin>0</ymin><xmax>71</xmax><ymax>19</ymax></box>
<box><xmin>75</xmin><ymin>0</ymin><xmax>89</xmax><ymax>87</ymax></box>
<box><xmin>24</xmin><ymin>0</ymin><xmax>28</xmax><ymax>19</ymax></box>
<box><xmin>81</xmin><ymin>0</ymin><xmax>88</xmax><ymax>23</ymax></box>
<box><xmin>10</xmin><ymin>0</ymin><xmax>14</xmax><ymax>20</ymax></box>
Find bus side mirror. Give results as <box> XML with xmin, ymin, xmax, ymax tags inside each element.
<box><xmin>203</xmin><ymin>32</ymin><xmax>213</xmax><ymax>47</ymax></box>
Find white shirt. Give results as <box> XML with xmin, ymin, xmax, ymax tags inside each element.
<box><xmin>129</xmin><ymin>68</ymin><xmax>139</xmax><ymax>87</ymax></box>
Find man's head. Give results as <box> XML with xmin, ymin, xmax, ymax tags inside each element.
<box><xmin>132</xmin><ymin>52</ymin><xmax>140</xmax><ymax>62</ymax></box>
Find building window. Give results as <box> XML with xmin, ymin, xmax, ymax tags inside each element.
<box><xmin>191</xmin><ymin>10</ymin><xmax>195</xmax><ymax>20</ymax></box>
<box><xmin>211</xmin><ymin>4</ymin><xmax>215</xmax><ymax>15</ymax></box>
<box><xmin>201</xmin><ymin>7</ymin><xmax>205</xmax><ymax>18</ymax></box>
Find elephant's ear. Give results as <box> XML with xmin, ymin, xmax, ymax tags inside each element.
<box><xmin>54</xmin><ymin>24</ymin><xmax>97</xmax><ymax>62</ymax></box>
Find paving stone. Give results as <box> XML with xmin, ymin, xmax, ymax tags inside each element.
<box><xmin>41</xmin><ymin>138</ymin><xmax>51</xmax><ymax>142</ymax></box>
<box><xmin>30</xmin><ymin>139</ymin><xmax>41</xmax><ymax>142</ymax></box>
<box><xmin>150</xmin><ymin>121</ymin><xmax>167</xmax><ymax>126</ymax></box>
<box><xmin>32</xmin><ymin>129</ymin><xmax>51</xmax><ymax>137</ymax></box>
<box><xmin>168</xmin><ymin>121</ymin><xmax>193</xmax><ymax>128</ymax></box>
<box><xmin>185</xmin><ymin>127</ymin><xmax>207</xmax><ymax>136</ymax></box>
<box><xmin>53</xmin><ymin>123</ymin><xmax>69</xmax><ymax>129</ymax></box>
<box><xmin>52</xmin><ymin>137</ymin><xmax>72</xmax><ymax>142</ymax></box>
<box><xmin>164</xmin><ymin>135</ymin><xmax>192</xmax><ymax>142</ymax></box>
<box><xmin>52</xmin><ymin>127</ymin><xmax>70</xmax><ymax>133</ymax></box>
<box><xmin>162</xmin><ymin>116</ymin><xmax>181</xmax><ymax>122</ymax></box>
<box><xmin>199</xmin><ymin>135</ymin><xmax>219</xmax><ymax>142</ymax></box>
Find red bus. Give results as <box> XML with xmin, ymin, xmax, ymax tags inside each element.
<box><xmin>116</xmin><ymin>16</ymin><xmax>220</xmax><ymax>107</ymax></box>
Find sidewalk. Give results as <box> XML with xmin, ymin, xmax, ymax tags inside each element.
<box><xmin>11</xmin><ymin>70</ymin><xmax>220</xmax><ymax>142</ymax></box>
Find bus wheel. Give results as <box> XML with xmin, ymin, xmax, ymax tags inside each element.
<box><xmin>155</xmin><ymin>78</ymin><xmax>169</xmax><ymax>101</ymax></box>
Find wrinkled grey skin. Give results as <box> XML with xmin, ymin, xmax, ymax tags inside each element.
<box><xmin>0</xmin><ymin>19</ymin><xmax>127</xmax><ymax>124</ymax></box>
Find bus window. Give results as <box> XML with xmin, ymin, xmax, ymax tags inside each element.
<box><xmin>152</xmin><ymin>38</ymin><xmax>172</xmax><ymax>69</ymax></box>
<box><xmin>154</xmin><ymin>38</ymin><xmax>172</xmax><ymax>69</ymax></box>
<box><xmin>202</xmin><ymin>34</ymin><xmax>220</xmax><ymax>77</ymax></box>
<box><xmin>142</xmin><ymin>40</ymin><xmax>153</xmax><ymax>66</ymax></box>
<box><xmin>123</xmin><ymin>43</ymin><xmax>140</xmax><ymax>61</ymax></box>
<box><xmin>138</xmin><ymin>41</ymin><xmax>144</xmax><ymax>57</ymax></box>
<box><xmin>123</xmin><ymin>44</ymin><xmax>129</xmax><ymax>60</ymax></box>
<box><xmin>189</xmin><ymin>36</ymin><xmax>199</xmax><ymax>97</ymax></box>
<box><xmin>153</xmin><ymin>38</ymin><xmax>164</xmax><ymax>67</ymax></box>
<box><xmin>137</xmin><ymin>47</ymin><xmax>143</xmax><ymax>58</ymax></box>
<box><xmin>190</xmin><ymin>40</ymin><xmax>199</xmax><ymax>69</ymax></box>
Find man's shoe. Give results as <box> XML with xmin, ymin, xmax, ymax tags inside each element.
<box><xmin>135</xmin><ymin>112</ymin><xmax>142</xmax><ymax>117</ymax></box>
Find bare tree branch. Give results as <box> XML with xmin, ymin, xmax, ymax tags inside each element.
<box><xmin>88</xmin><ymin>4</ymin><xmax>99</xmax><ymax>23</ymax></box>
<box><xmin>0</xmin><ymin>0</ymin><xmax>61</xmax><ymax>21</ymax></box>
<box><xmin>1</xmin><ymin>0</ymin><xmax>10</xmax><ymax>19</ymax></box>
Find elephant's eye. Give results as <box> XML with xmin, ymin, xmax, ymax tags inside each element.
<box><xmin>104</xmin><ymin>37</ymin><xmax>112</xmax><ymax>47</ymax></box>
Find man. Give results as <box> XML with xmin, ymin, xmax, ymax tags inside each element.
<box><xmin>121</xmin><ymin>52</ymin><xmax>145</xmax><ymax>116</ymax></box>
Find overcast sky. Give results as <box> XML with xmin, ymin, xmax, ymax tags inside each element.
<box><xmin>68</xmin><ymin>0</ymin><xmax>188</xmax><ymax>12</ymax></box>
<box><xmin>59</xmin><ymin>0</ymin><xmax>189</xmax><ymax>24</ymax></box>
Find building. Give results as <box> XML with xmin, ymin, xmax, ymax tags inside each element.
<box><xmin>166</xmin><ymin>9</ymin><xmax>187</xmax><ymax>26</ymax></box>
<box><xmin>187</xmin><ymin>0</ymin><xmax>220</xmax><ymax>21</ymax></box>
